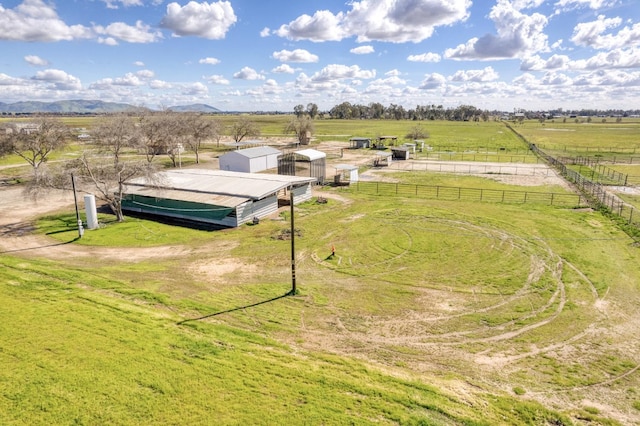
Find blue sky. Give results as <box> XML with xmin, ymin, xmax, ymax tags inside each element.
<box><xmin>0</xmin><ymin>0</ymin><xmax>639</xmax><ymax>112</ymax></box>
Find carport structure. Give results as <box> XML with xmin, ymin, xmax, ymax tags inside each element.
<box><xmin>333</xmin><ymin>164</ymin><xmax>359</xmax><ymax>185</ymax></box>
<box><xmin>373</xmin><ymin>151</ymin><xmax>393</xmax><ymax>166</ymax></box>
<box><xmin>121</xmin><ymin>169</ymin><xmax>315</xmax><ymax>228</ymax></box>
<box><xmin>349</xmin><ymin>137</ymin><xmax>371</xmax><ymax>149</ymax></box>
<box><xmin>278</xmin><ymin>148</ymin><xmax>326</xmax><ymax>184</ymax></box>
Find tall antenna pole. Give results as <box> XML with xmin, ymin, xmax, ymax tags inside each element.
<box><xmin>290</xmin><ymin>187</ymin><xmax>296</xmax><ymax>295</ymax></box>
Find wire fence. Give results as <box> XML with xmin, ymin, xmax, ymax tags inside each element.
<box><xmin>416</xmin><ymin>151</ymin><xmax>542</xmax><ymax>163</ymax></box>
<box><xmin>554</xmin><ymin>156</ymin><xmax>630</xmax><ymax>185</ymax></box>
<box><xmin>562</xmin><ymin>155</ymin><xmax>640</xmax><ymax>165</ymax></box>
<box><xmin>382</xmin><ymin>161</ymin><xmax>555</xmax><ymax>176</ymax></box>
<box><xmin>536</xmin><ymin>144</ymin><xmax>640</xmax><ymax>155</ymax></box>
<box><xmin>345</xmin><ymin>181</ymin><xmax>584</xmax><ymax>207</ymax></box>
<box><xmin>530</xmin><ymin>143</ymin><xmax>640</xmax><ymax>231</ymax></box>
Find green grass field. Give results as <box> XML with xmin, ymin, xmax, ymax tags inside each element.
<box><xmin>510</xmin><ymin>119</ymin><xmax>640</xmax><ymax>156</ymax></box>
<box><xmin>3</xmin><ymin>185</ymin><xmax>640</xmax><ymax>424</ymax></box>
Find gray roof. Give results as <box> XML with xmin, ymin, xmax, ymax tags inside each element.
<box><xmin>294</xmin><ymin>149</ymin><xmax>326</xmax><ymax>161</ymax></box>
<box><xmin>223</xmin><ymin>146</ymin><xmax>282</xmax><ymax>159</ymax></box>
<box><xmin>126</xmin><ymin>169</ymin><xmax>315</xmax><ymax>201</ymax></box>
<box><xmin>125</xmin><ymin>185</ymin><xmax>249</xmax><ymax>208</ymax></box>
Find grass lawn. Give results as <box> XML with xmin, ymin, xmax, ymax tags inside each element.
<box><xmin>3</xmin><ymin>181</ymin><xmax>640</xmax><ymax>424</ymax></box>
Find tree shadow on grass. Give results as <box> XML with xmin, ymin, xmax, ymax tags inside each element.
<box><xmin>0</xmin><ymin>236</ymin><xmax>81</xmax><ymax>254</ymax></box>
<box><xmin>177</xmin><ymin>291</ymin><xmax>293</xmax><ymax>325</ymax></box>
<box><xmin>0</xmin><ymin>221</ymin><xmax>81</xmax><ymax>254</ymax></box>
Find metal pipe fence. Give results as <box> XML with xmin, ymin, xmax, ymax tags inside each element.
<box><xmin>530</xmin><ymin>143</ymin><xmax>640</xmax><ymax>230</ymax></box>
<box><xmin>346</xmin><ymin>181</ymin><xmax>583</xmax><ymax>207</ymax></box>
<box><xmin>384</xmin><ymin>161</ymin><xmax>554</xmax><ymax>176</ymax></box>
<box><xmin>536</xmin><ymin>144</ymin><xmax>640</xmax><ymax>155</ymax></box>
<box><xmin>417</xmin><ymin>151</ymin><xmax>542</xmax><ymax>163</ymax></box>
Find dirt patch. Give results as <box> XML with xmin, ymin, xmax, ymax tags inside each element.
<box><xmin>0</xmin><ymin>186</ymin><xmax>199</xmax><ymax>262</ymax></box>
<box><xmin>189</xmin><ymin>257</ymin><xmax>258</xmax><ymax>285</ymax></box>
<box><xmin>360</xmin><ymin>159</ymin><xmax>572</xmax><ymax>190</ymax></box>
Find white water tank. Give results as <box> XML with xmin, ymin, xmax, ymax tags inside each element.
<box><xmin>84</xmin><ymin>194</ymin><xmax>99</xmax><ymax>230</ymax></box>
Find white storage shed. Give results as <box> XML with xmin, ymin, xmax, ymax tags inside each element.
<box><xmin>334</xmin><ymin>164</ymin><xmax>359</xmax><ymax>185</ymax></box>
<box><xmin>219</xmin><ymin>146</ymin><xmax>282</xmax><ymax>173</ymax></box>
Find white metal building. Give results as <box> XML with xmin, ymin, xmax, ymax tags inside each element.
<box><xmin>122</xmin><ymin>169</ymin><xmax>315</xmax><ymax>228</ymax></box>
<box><xmin>219</xmin><ymin>146</ymin><xmax>282</xmax><ymax>173</ymax></box>
<box><xmin>373</xmin><ymin>151</ymin><xmax>393</xmax><ymax>166</ymax></box>
<box><xmin>349</xmin><ymin>137</ymin><xmax>371</xmax><ymax>149</ymax></box>
<box><xmin>334</xmin><ymin>164</ymin><xmax>359</xmax><ymax>184</ymax></box>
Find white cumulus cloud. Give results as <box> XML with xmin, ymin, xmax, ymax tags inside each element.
<box><xmin>449</xmin><ymin>66</ymin><xmax>499</xmax><ymax>82</ymax></box>
<box><xmin>161</xmin><ymin>1</ymin><xmax>237</xmax><ymax>39</ymax></box>
<box><xmin>205</xmin><ymin>74</ymin><xmax>230</xmax><ymax>84</ymax></box>
<box><xmin>520</xmin><ymin>54</ymin><xmax>570</xmax><ymax>70</ymax></box>
<box><xmin>418</xmin><ymin>72</ymin><xmax>446</xmax><ymax>89</ymax></box>
<box><xmin>182</xmin><ymin>82</ymin><xmax>208</xmax><ymax>95</ymax></box>
<box><xmin>351</xmin><ymin>45</ymin><xmax>375</xmax><ymax>54</ymax></box>
<box><xmin>199</xmin><ymin>57</ymin><xmax>221</xmax><ymax>65</ymax></box>
<box><xmin>445</xmin><ymin>0</ymin><xmax>548</xmax><ymax>60</ymax></box>
<box><xmin>310</xmin><ymin>64</ymin><xmax>376</xmax><ymax>82</ymax></box>
<box><xmin>571</xmin><ymin>15</ymin><xmax>640</xmax><ymax>50</ymax></box>
<box><xmin>407</xmin><ymin>52</ymin><xmax>441</xmax><ymax>62</ymax></box>
<box><xmin>101</xmin><ymin>0</ymin><xmax>144</xmax><ymax>9</ymax></box>
<box><xmin>272</xmin><ymin>64</ymin><xmax>296</xmax><ymax>74</ymax></box>
<box><xmin>94</xmin><ymin>20</ymin><xmax>162</xmax><ymax>44</ymax></box>
<box><xmin>233</xmin><ymin>67</ymin><xmax>265</xmax><ymax>80</ymax></box>
<box><xmin>32</xmin><ymin>68</ymin><xmax>82</xmax><ymax>90</ymax></box>
<box><xmin>24</xmin><ymin>55</ymin><xmax>49</xmax><ymax>66</ymax></box>
<box><xmin>275</xmin><ymin>0</ymin><xmax>471</xmax><ymax>43</ymax></box>
<box><xmin>275</xmin><ymin>10</ymin><xmax>346</xmax><ymax>42</ymax></box>
<box><xmin>272</xmin><ymin>49</ymin><xmax>319</xmax><ymax>63</ymax></box>
<box><xmin>0</xmin><ymin>0</ymin><xmax>92</xmax><ymax>42</ymax></box>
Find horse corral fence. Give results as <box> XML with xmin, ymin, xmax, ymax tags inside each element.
<box><xmin>530</xmin><ymin>142</ymin><xmax>640</xmax><ymax>235</ymax></box>
<box><xmin>345</xmin><ymin>181</ymin><xmax>584</xmax><ymax>207</ymax></box>
<box><xmin>383</xmin><ymin>160</ymin><xmax>555</xmax><ymax>176</ymax></box>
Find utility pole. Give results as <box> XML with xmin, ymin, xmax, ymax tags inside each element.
<box><xmin>290</xmin><ymin>188</ymin><xmax>296</xmax><ymax>295</ymax></box>
<box><xmin>71</xmin><ymin>173</ymin><xmax>84</xmax><ymax>238</ymax></box>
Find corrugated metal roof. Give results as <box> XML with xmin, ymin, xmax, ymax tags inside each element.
<box><xmin>125</xmin><ymin>185</ymin><xmax>249</xmax><ymax>207</ymax></box>
<box><xmin>374</xmin><ymin>151</ymin><xmax>393</xmax><ymax>157</ymax></box>
<box><xmin>222</xmin><ymin>146</ymin><xmax>281</xmax><ymax>159</ymax></box>
<box><xmin>127</xmin><ymin>169</ymin><xmax>315</xmax><ymax>201</ymax></box>
<box><xmin>294</xmin><ymin>149</ymin><xmax>326</xmax><ymax>161</ymax></box>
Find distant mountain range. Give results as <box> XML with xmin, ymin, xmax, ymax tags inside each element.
<box><xmin>0</xmin><ymin>100</ymin><xmax>222</xmax><ymax>114</ymax></box>
<box><xmin>167</xmin><ymin>104</ymin><xmax>222</xmax><ymax>113</ymax></box>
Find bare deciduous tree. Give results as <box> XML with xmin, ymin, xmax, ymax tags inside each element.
<box><xmin>0</xmin><ymin>117</ymin><xmax>69</xmax><ymax>188</ymax></box>
<box><xmin>405</xmin><ymin>124</ymin><xmax>429</xmax><ymax>140</ymax></box>
<box><xmin>284</xmin><ymin>116</ymin><xmax>314</xmax><ymax>144</ymax></box>
<box><xmin>136</xmin><ymin>111</ymin><xmax>172</xmax><ymax>164</ymax></box>
<box><xmin>181</xmin><ymin>114</ymin><xmax>221</xmax><ymax>163</ymax></box>
<box><xmin>229</xmin><ymin>117</ymin><xmax>260</xmax><ymax>143</ymax></box>
<box><xmin>66</xmin><ymin>114</ymin><xmax>157</xmax><ymax>222</ymax></box>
